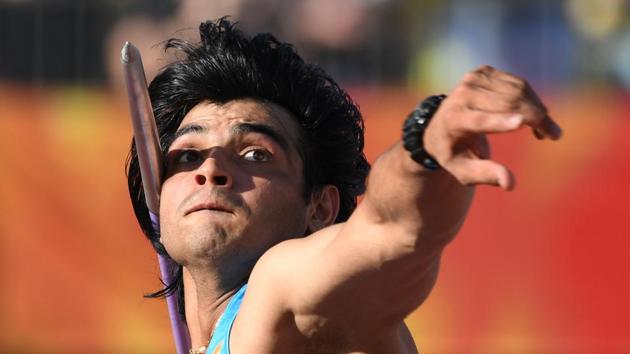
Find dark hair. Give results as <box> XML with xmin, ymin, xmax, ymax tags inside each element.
<box><xmin>125</xmin><ymin>18</ymin><xmax>370</xmax><ymax>319</ymax></box>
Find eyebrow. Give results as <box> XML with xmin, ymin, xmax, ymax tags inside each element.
<box><xmin>172</xmin><ymin>123</ymin><xmax>207</xmax><ymax>142</ymax></box>
<box><xmin>231</xmin><ymin>122</ymin><xmax>290</xmax><ymax>153</ymax></box>
<box><xmin>171</xmin><ymin>122</ymin><xmax>291</xmax><ymax>155</ymax></box>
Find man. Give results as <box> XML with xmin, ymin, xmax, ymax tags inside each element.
<box><xmin>126</xmin><ymin>19</ymin><xmax>562</xmax><ymax>353</ymax></box>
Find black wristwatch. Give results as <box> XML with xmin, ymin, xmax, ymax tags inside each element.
<box><xmin>402</xmin><ymin>94</ymin><xmax>446</xmax><ymax>170</ymax></box>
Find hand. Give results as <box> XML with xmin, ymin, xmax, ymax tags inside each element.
<box><xmin>424</xmin><ymin>65</ymin><xmax>562</xmax><ymax>190</ymax></box>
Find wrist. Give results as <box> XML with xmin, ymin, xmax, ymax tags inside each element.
<box><xmin>402</xmin><ymin>94</ymin><xmax>446</xmax><ymax>170</ymax></box>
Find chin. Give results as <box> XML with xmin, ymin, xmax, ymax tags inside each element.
<box><xmin>163</xmin><ymin>224</ymin><xmax>233</xmax><ymax>266</ymax></box>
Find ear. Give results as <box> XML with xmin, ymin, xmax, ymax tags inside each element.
<box><xmin>306</xmin><ymin>185</ymin><xmax>340</xmax><ymax>233</ymax></box>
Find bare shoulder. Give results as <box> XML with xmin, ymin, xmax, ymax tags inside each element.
<box><xmin>238</xmin><ymin>222</ymin><xmax>344</xmax><ymax>313</ymax></box>
<box><xmin>229</xmin><ymin>224</ymin><xmax>344</xmax><ymax>353</ymax></box>
<box><xmin>256</xmin><ymin>223</ymin><xmax>344</xmax><ymax>270</ymax></box>
<box><xmin>230</xmin><ymin>224</ymin><xmax>420</xmax><ymax>353</ymax></box>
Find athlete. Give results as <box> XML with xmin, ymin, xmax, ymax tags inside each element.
<box><xmin>126</xmin><ymin>18</ymin><xmax>562</xmax><ymax>353</ymax></box>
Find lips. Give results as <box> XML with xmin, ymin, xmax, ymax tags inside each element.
<box><xmin>185</xmin><ymin>202</ymin><xmax>234</xmax><ymax>215</ymax></box>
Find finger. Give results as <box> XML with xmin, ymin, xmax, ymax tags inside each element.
<box><xmin>475</xmin><ymin>65</ymin><xmax>528</xmax><ymax>89</ymax></box>
<box><xmin>461</xmin><ymin>88</ymin><xmax>520</xmax><ymax>113</ymax></box>
<box><xmin>449</xmin><ymin>111</ymin><xmax>525</xmax><ymax>135</ymax></box>
<box><xmin>517</xmin><ymin>101</ymin><xmax>547</xmax><ymax>126</ymax></box>
<box><xmin>532</xmin><ymin>128</ymin><xmax>545</xmax><ymax>140</ymax></box>
<box><xmin>455</xmin><ymin>66</ymin><xmax>561</xmax><ymax>140</ymax></box>
<box><xmin>490</xmin><ymin>74</ymin><xmax>561</xmax><ymax>141</ymax></box>
<box><xmin>461</xmin><ymin>68</ymin><xmax>524</xmax><ymax>96</ymax></box>
<box><xmin>444</xmin><ymin>156</ymin><xmax>516</xmax><ymax>191</ymax></box>
<box><xmin>519</xmin><ymin>111</ymin><xmax>562</xmax><ymax>140</ymax></box>
<box><xmin>538</xmin><ymin>116</ymin><xmax>563</xmax><ymax>140</ymax></box>
<box><xmin>459</xmin><ymin>67</ymin><xmax>551</xmax><ymax>122</ymax></box>
<box><xmin>471</xmin><ymin>66</ymin><xmax>551</xmax><ymax>115</ymax></box>
<box><xmin>496</xmin><ymin>94</ymin><xmax>559</xmax><ymax>141</ymax></box>
<box><xmin>457</xmin><ymin>81</ymin><xmax>548</xmax><ymax>121</ymax></box>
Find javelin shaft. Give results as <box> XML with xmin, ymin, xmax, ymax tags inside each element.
<box><xmin>121</xmin><ymin>41</ymin><xmax>190</xmax><ymax>354</ymax></box>
<box><xmin>121</xmin><ymin>42</ymin><xmax>161</xmax><ymax>214</ymax></box>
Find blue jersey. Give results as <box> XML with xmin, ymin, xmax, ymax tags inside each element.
<box><xmin>206</xmin><ymin>284</ymin><xmax>247</xmax><ymax>354</ymax></box>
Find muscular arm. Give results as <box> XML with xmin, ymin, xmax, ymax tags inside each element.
<box><xmin>236</xmin><ymin>66</ymin><xmax>562</xmax><ymax>350</ymax></box>
<box><xmin>287</xmin><ymin>144</ymin><xmax>472</xmax><ymax>334</ymax></box>
<box><xmin>363</xmin><ymin>141</ymin><xmax>473</xmax><ymax>250</ymax></box>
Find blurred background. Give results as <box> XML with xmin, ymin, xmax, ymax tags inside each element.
<box><xmin>1</xmin><ymin>0</ymin><xmax>629</xmax><ymax>353</ymax></box>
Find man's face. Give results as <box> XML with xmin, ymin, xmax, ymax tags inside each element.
<box><xmin>159</xmin><ymin>99</ymin><xmax>309</xmax><ymax>270</ymax></box>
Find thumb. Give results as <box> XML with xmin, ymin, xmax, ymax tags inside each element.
<box><xmin>444</xmin><ymin>156</ymin><xmax>515</xmax><ymax>190</ymax></box>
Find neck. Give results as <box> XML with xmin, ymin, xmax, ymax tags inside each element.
<box><xmin>183</xmin><ymin>265</ymin><xmax>248</xmax><ymax>348</ymax></box>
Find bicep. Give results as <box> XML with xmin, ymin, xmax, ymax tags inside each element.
<box><xmin>306</xmin><ymin>221</ymin><xmax>441</xmax><ymax>327</ymax></box>
<box><xmin>256</xmin><ymin>208</ymin><xmax>444</xmax><ymax>337</ymax></box>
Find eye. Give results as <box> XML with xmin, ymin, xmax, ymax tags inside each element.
<box><xmin>176</xmin><ymin>150</ymin><xmax>202</xmax><ymax>164</ymax></box>
<box><xmin>242</xmin><ymin>149</ymin><xmax>272</xmax><ymax>162</ymax></box>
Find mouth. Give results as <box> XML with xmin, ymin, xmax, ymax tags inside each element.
<box><xmin>185</xmin><ymin>202</ymin><xmax>234</xmax><ymax>216</ymax></box>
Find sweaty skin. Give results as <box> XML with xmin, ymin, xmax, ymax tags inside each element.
<box><xmin>159</xmin><ymin>66</ymin><xmax>562</xmax><ymax>353</ymax></box>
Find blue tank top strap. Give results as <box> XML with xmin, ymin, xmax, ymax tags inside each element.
<box><xmin>206</xmin><ymin>284</ymin><xmax>248</xmax><ymax>354</ymax></box>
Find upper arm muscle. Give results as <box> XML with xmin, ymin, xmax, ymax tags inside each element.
<box><xmin>247</xmin><ymin>208</ymin><xmax>443</xmax><ymax>340</ymax></box>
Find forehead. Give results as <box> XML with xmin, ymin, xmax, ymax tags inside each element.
<box><xmin>178</xmin><ymin>99</ymin><xmax>302</xmax><ymax>140</ymax></box>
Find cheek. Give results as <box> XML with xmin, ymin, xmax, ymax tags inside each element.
<box><xmin>158</xmin><ymin>176</ymin><xmax>188</xmax><ymax>241</ymax></box>
<box><xmin>245</xmin><ymin>178</ymin><xmax>309</xmax><ymax>236</ymax></box>
<box><xmin>159</xmin><ymin>178</ymin><xmax>181</xmax><ymax>218</ymax></box>
<box><xmin>251</xmin><ymin>174</ymin><xmax>303</xmax><ymax>207</ymax></box>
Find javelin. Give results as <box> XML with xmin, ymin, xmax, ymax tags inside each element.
<box><xmin>121</xmin><ymin>41</ymin><xmax>190</xmax><ymax>354</ymax></box>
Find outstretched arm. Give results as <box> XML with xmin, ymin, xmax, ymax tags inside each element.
<box><xmin>245</xmin><ymin>66</ymin><xmax>562</xmax><ymax>346</ymax></box>
<box><xmin>363</xmin><ymin>65</ymin><xmax>562</xmax><ymax>249</ymax></box>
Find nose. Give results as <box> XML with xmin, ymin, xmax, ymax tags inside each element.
<box><xmin>195</xmin><ymin>149</ymin><xmax>233</xmax><ymax>188</ymax></box>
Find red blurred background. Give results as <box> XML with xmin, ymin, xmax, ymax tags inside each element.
<box><xmin>1</xmin><ymin>0</ymin><xmax>629</xmax><ymax>353</ymax></box>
